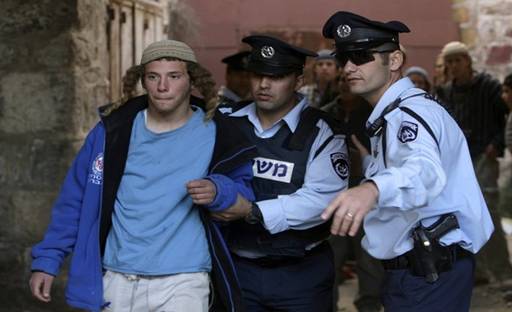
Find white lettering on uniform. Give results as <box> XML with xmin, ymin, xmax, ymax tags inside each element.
<box><xmin>252</xmin><ymin>157</ymin><xmax>295</xmax><ymax>183</ymax></box>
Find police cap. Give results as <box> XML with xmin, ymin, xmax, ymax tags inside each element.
<box><xmin>316</xmin><ymin>49</ymin><xmax>336</xmax><ymax>62</ymax></box>
<box><xmin>221</xmin><ymin>51</ymin><xmax>251</xmax><ymax>71</ymax></box>
<box><xmin>242</xmin><ymin>35</ymin><xmax>317</xmax><ymax>76</ymax></box>
<box><xmin>322</xmin><ymin>11</ymin><xmax>410</xmax><ymax>52</ymax></box>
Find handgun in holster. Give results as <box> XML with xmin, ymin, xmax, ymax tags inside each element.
<box><xmin>410</xmin><ymin>213</ymin><xmax>460</xmax><ymax>283</ymax></box>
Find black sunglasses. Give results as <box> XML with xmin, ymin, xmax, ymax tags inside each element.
<box><xmin>335</xmin><ymin>50</ymin><xmax>395</xmax><ymax>67</ymax></box>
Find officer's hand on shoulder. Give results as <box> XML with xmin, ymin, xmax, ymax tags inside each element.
<box><xmin>321</xmin><ymin>181</ymin><xmax>379</xmax><ymax>236</ymax></box>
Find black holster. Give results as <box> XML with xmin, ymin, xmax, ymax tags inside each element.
<box><xmin>382</xmin><ymin>214</ymin><xmax>470</xmax><ymax>283</ymax></box>
<box><xmin>410</xmin><ymin>213</ymin><xmax>459</xmax><ymax>283</ymax></box>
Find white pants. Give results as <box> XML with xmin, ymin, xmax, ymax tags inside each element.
<box><xmin>102</xmin><ymin>270</ymin><xmax>210</xmax><ymax>312</ymax></box>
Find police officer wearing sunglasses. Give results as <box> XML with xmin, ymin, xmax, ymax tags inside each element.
<box><xmin>321</xmin><ymin>11</ymin><xmax>494</xmax><ymax>311</ymax></box>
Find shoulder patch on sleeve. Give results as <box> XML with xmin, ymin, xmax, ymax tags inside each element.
<box><xmin>397</xmin><ymin>121</ymin><xmax>418</xmax><ymax>143</ymax></box>
<box><xmin>330</xmin><ymin>152</ymin><xmax>349</xmax><ymax>180</ymax></box>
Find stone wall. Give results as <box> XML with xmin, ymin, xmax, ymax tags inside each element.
<box><xmin>453</xmin><ymin>0</ymin><xmax>512</xmax><ymax>80</ymax></box>
<box><xmin>0</xmin><ymin>0</ymin><xmax>108</xmax><ymax>310</ymax></box>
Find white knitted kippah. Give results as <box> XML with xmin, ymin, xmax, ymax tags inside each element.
<box><xmin>140</xmin><ymin>39</ymin><xmax>197</xmax><ymax>65</ymax></box>
<box><xmin>441</xmin><ymin>41</ymin><xmax>469</xmax><ymax>57</ymax></box>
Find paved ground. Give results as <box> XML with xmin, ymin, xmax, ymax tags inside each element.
<box><xmin>336</xmin><ymin>234</ymin><xmax>512</xmax><ymax>312</ymax></box>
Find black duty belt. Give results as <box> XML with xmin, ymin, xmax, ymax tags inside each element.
<box><xmin>381</xmin><ymin>244</ymin><xmax>472</xmax><ymax>276</ymax></box>
<box><xmin>232</xmin><ymin>241</ymin><xmax>329</xmax><ymax>268</ymax></box>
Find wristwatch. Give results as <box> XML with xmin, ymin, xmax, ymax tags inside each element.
<box><xmin>245</xmin><ymin>202</ymin><xmax>263</xmax><ymax>224</ymax></box>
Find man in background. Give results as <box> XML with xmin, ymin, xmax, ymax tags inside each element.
<box><xmin>300</xmin><ymin>49</ymin><xmax>340</xmax><ymax>109</ymax></box>
<box><xmin>405</xmin><ymin>66</ymin><xmax>431</xmax><ymax>92</ymax></box>
<box><xmin>218</xmin><ymin>50</ymin><xmax>252</xmax><ymax>105</ymax></box>
<box><xmin>436</xmin><ymin>41</ymin><xmax>512</xmax><ymax>285</ymax></box>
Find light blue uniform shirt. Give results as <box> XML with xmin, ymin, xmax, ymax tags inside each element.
<box><xmin>103</xmin><ymin>108</ymin><xmax>214</xmax><ymax>275</ymax></box>
<box><xmin>230</xmin><ymin>95</ymin><xmax>348</xmax><ymax>234</ymax></box>
<box><xmin>361</xmin><ymin>77</ymin><xmax>494</xmax><ymax>259</ymax></box>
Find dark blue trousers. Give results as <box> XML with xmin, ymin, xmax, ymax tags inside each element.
<box><xmin>232</xmin><ymin>243</ymin><xmax>334</xmax><ymax>312</ymax></box>
<box><xmin>382</xmin><ymin>256</ymin><xmax>475</xmax><ymax>312</ymax></box>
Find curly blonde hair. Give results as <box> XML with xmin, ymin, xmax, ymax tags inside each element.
<box><xmin>186</xmin><ymin>61</ymin><xmax>218</xmax><ymax>120</ymax></box>
<box><xmin>103</xmin><ymin>58</ymin><xmax>218</xmax><ymax>119</ymax></box>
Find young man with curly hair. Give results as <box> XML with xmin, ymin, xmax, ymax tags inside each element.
<box><xmin>29</xmin><ymin>39</ymin><xmax>255</xmax><ymax>312</ymax></box>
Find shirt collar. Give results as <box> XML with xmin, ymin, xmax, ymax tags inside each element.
<box><xmin>231</xmin><ymin>93</ymin><xmax>307</xmax><ymax>133</ymax></box>
<box><xmin>367</xmin><ymin>77</ymin><xmax>415</xmax><ymax>126</ymax></box>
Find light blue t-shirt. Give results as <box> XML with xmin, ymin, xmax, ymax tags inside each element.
<box><xmin>103</xmin><ymin>107</ymin><xmax>215</xmax><ymax>275</ymax></box>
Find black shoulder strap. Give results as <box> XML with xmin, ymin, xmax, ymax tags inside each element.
<box><xmin>366</xmin><ymin>93</ymin><xmax>425</xmax><ymax>137</ymax></box>
<box><xmin>312</xmin><ymin>111</ymin><xmax>348</xmax><ymax>159</ymax></box>
<box><xmin>399</xmin><ymin>106</ymin><xmax>440</xmax><ymax>148</ymax></box>
<box><xmin>380</xmin><ymin>93</ymin><xmax>441</xmax><ymax>168</ymax></box>
<box><xmin>366</xmin><ymin>98</ymin><xmax>401</xmax><ymax>137</ymax></box>
<box><xmin>287</xmin><ymin>107</ymin><xmax>321</xmax><ymax>151</ymax></box>
<box><xmin>229</xmin><ymin>100</ymin><xmax>253</xmax><ymax>112</ymax></box>
<box><xmin>382</xmin><ymin>122</ymin><xmax>389</xmax><ymax>167</ymax></box>
<box><xmin>315</xmin><ymin>108</ymin><xmax>344</xmax><ymax>135</ymax></box>
<box><xmin>313</xmin><ymin>135</ymin><xmax>335</xmax><ymax>159</ymax></box>
<box><xmin>288</xmin><ymin>107</ymin><xmax>344</xmax><ymax>151</ymax></box>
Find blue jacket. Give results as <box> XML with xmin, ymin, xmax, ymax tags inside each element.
<box><xmin>31</xmin><ymin>95</ymin><xmax>256</xmax><ymax>311</ymax></box>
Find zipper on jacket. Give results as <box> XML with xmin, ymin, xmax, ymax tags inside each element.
<box><xmin>206</xmin><ymin>145</ymin><xmax>255</xmax><ymax>311</ymax></box>
<box><xmin>96</xmin><ymin>126</ymin><xmax>107</xmax><ymax>309</ymax></box>
<box><xmin>204</xmin><ymin>218</ymin><xmax>235</xmax><ymax>312</ymax></box>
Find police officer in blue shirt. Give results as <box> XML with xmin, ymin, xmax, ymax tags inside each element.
<box><xmin>212</xmin><ymin>35</ymin><xmax>349</xmax><ymax>311</ymax></box>
<box><xmin>218</xmin><ymin>51</ymin><xmax>252</xmax><ymax>105</ymax></box>
<box><xmin>320</xmin><ymin>12</ymin><xmax>494</xmax><ymax>311</ymax></box>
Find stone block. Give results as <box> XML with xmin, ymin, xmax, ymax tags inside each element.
<box><xmin>481</xmin><ymin>1</ymin><xmax>512</xmax><ymax>15</ymax></box>
<box><xmin>72</xmin><ymin>82</ymin><xmax>106</xmax><ymax>136</ymax></box>
<box><xmin>0</xmin><ymin>243</ymin><xmax>74</xmax><ymax>311</ymax></box>
<box><xmin>0</xmin><ymin>34</ymin><xmax>72</xmax><ymax>72</ymax></box>
<box><xmin>0</xmin><ymin>72</ymin><xmax>74</xmax><ymax>134</ymax></box>
<box><xmin>0</xmin><ymin>0</ymin><xmax>76</xmax><ymax>36</ymax></box>
<box><xmin>34</xmin><ymin>33</ymin><xmax>73</xmax><ymax>69</ymax></box>
<box><xmin>0</xmin><ymin>135</ymin><xmax>79</xmax><ymax>190</ymax></box>
<box><xmin>0</xmin><ymin>38</ymin><xmax>36</xmax><ymax>72</ymax></box>
<box><xmin>0</xmin><ymin>241</ymin><xmax>30</xmax><ymax>281</ymax></box>
<box><xmin>10</xmin><ymin>190</ymin><xmax>58</xmax><ymax>241</ymax></box>
<box><xmin>478</xmin><ymin>18</ymin><xmax>499</xmax><ymax>43</ymax></box>
<box><xmin>0</xmin><ymin>43</ymin><xmax>18</xmax><ymax>70</ymax></box>
<box><xmin>0</xmin><ymin>193</ymin><xmax>13</xmax><ymax>239</ymax></box>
